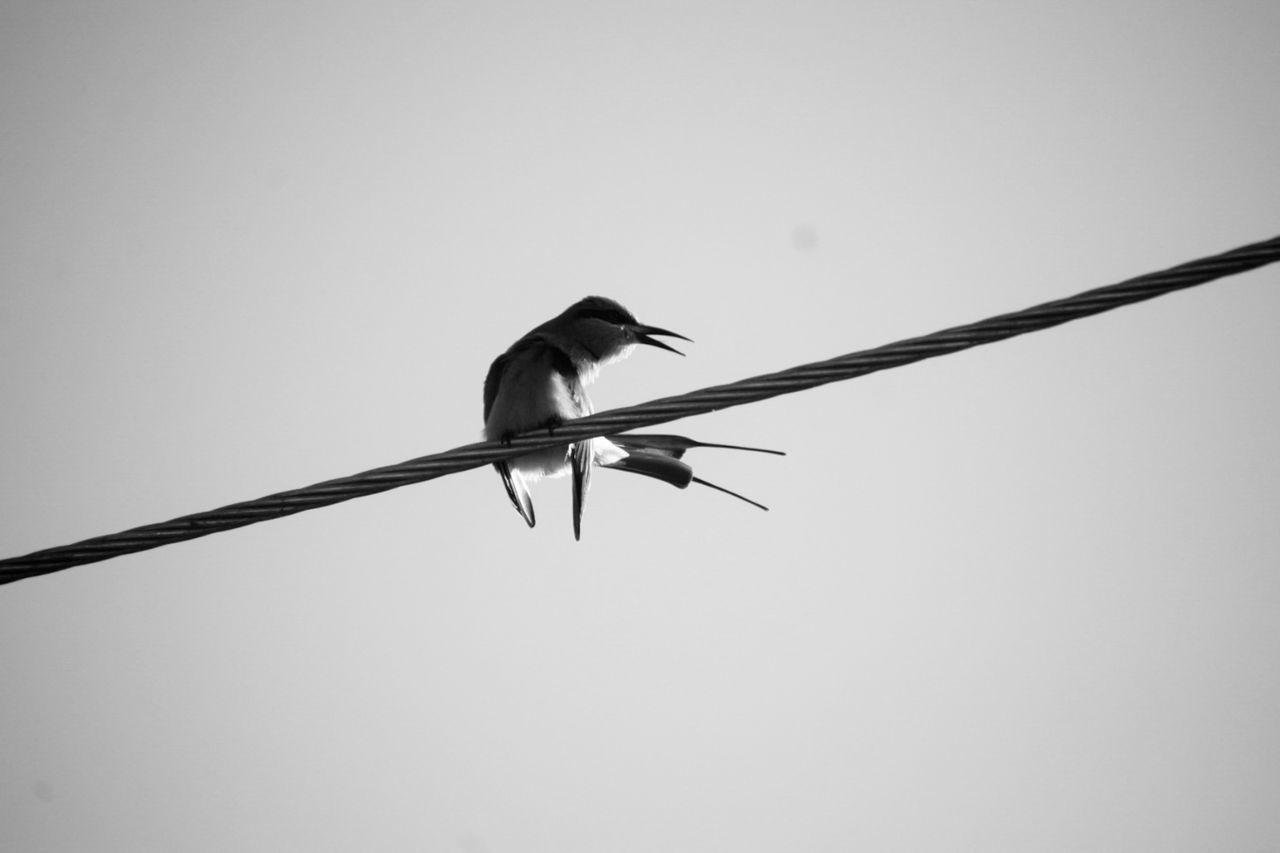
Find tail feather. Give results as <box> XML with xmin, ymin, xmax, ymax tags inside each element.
<box><xmin>601</xmin><ymin>452</ymin><xmax>694</xmax><ymax>488</ymax></box>
<box><xmin>571</xmin><ymin>440</ymin><xmax>592</xmax><ymax>541</ymax></box>
<box><xmin>690</xmin><ymin>476</ymin><xmax>769</xmax><ymax>512</ymax></box>
<box><xmin>600</xmin><ymin>433</ymin><xmax>779</xmax><ymax>512</ymax></box>
<box><xmin>495</xmin><ymin>460</ymin><xmax>535</xmax><ymax>527</ymax></box>
<box><xmin>607</xmin><ymin>434</ymin><xmax>785</xmax><ymax>460</ymax></box>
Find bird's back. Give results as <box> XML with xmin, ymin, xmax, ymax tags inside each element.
<box><xmin>483</xmin><ymin>336</ymin><xmax>588</xmax><ymax>443</ymax></box>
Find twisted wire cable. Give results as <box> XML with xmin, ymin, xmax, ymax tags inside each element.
<box><xmin>3</xmin><ymin>233</ymin><xmax>1278</xmax><ymax>585</ymax></box>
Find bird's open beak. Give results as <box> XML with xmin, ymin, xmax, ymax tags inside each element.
<box><xmin>631</xmin><ymin>324</ymin><xmax>693</xmax><ymax>356</ymax></box>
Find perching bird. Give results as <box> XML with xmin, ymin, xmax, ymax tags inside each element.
<box><xmin>483</xmin><ymin>296</ymin><xmax>782</xmax><ymax>539</ymax></box>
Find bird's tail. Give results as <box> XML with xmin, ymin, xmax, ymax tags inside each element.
<box><xmin>606</xmin><ymin>434</ymin><xmax>785</xmax><ymax>460</ymax></box>
<box><xmin>600</xmin><ymin>434</ymin><xmax>783</xmax><ymax>511</ymax></box>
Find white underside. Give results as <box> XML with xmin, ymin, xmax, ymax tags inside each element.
<box><xmin>505</xmin><ymin>436</ymin><xmax>627</xmax><ymax>483</ymax></box>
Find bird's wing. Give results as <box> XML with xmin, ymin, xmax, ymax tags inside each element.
<box><xmin>571</xmin><ymin>439</ymin><xmax>593</xmax><ymax>541</ymax></box>
<box><xmin>482</xmin><ymin>351</ymin><xmax>511</xmax><ymax>425</ymax></box>
<box><xmin>495</xmin><ymin>460</ymin><xmax>535</xmax><ymax>527</ymax></box>
<box><xmin>484</xmin><ymin>337</ymin><xmax>581</xmax><ymax>433</ymax></box>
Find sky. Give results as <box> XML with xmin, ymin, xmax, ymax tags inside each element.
<box><xmin>2</xmin><ymin>1</ymin><xmax>1279</xmax><ymax>850</ymax></box>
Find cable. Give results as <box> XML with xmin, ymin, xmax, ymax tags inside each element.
<box><xmin>2</xmin><ymin>234</ymin><xmax>1278</xmax><ymax>585</ymax></box>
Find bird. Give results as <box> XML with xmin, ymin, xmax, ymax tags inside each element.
<box><xmin>483</xmin><ymin>296</ymin><xmax>782</xmax><ymax>540</ymax></box>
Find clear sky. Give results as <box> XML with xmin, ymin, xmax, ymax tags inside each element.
<box><xmin>2</xmin><ymin>2</ymin><xmax>1279</xmax><ymax>851</ymax></box>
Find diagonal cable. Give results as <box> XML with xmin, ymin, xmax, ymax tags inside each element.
<box><xmin>2</xmin><ymin>234</ymin><xmax>1278</xmax><ymax>585</ymax></box>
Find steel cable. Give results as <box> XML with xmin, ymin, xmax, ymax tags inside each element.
<box><xmin>2</xmin><ymin>233</ymin><xmax>1278</xmax><ymax>585</ymax></box>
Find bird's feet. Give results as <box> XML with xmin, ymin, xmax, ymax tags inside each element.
<box><xmin>497</xmin><ymin>416</ymin><xmax>564</xmax><ymax>444</ymax></box>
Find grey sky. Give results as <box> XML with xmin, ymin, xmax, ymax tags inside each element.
<box><xmin>3</xmin><ymin>2</ymin><xmax>1279</xmax><ymax>851</ymax></box>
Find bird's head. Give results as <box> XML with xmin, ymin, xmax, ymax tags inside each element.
<box><xmin>542</xmin><ymin>296</ymin><xmax>692</xmax><ymax>366</ymax></box>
